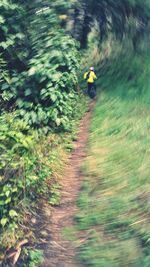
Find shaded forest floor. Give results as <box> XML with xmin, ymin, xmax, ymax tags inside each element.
<box><xmin>37</xmin><ymin>101</ymin><xmax>95</xmax><ymax>267</ymax></box>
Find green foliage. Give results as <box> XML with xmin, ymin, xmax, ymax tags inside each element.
<box><xmin>0</xmin><ymin>0</ymin><xmax>81</xmax><ymax>129</ymax></box>
<box><xmin>0</xmin><ymin>56</ymin><xmax>9</xmax><ymax>85</ymax></box>
<box><xmin>0</xmin><ymin>92</ymin><xmax>87</xmax><ymax>264</ymax></box>
<box><xmin>0</xmin><ymin>2</ymin><xmax>85</xmax><ymax>251</ymax></box>
<box><xmin>0</xmin><ymin>1</ymin><xmax>27</xmax><ymax>73</ymax></box>
<box><xmin>28</xmin><ymin>249</ymin><xmax>44</xmax><ymax>267</ymax></box>
<box><xmin>49</xmin><ymin>184</ymin><xmax>61</xmax><ymax>206</ymax></box>
<box><xmin>72</xmin><ymin>0</ymin><xmax>150</xmax><ymax>48</ymax></box>
<box><xmin>76</xmin><ymin>45</ymin><xmax>150</xmax><ymax>266</ymax></box>
<box><xmin>0</xmin><ymin>114</ymin><xmax>48</xmax><ymax>230</ymax></box>
<box><xmin>23</xmin><ymin>248</ymin><xmax>44</xmax><ymax>267</ymax></box>
<box><xmin>0</xmin><ymin>114</ymin><xmax>35</xmax><ymax>228</ymax></box>
<box><xmin>13</xmin><ymin>32</ymin><xmax>80</xmax><ymax>128</ymax></box>
<box><xmin>2</xmin><ymin>0</ymin><xmax>150</xmax><ymax>265</ymax></box>
<box><xmin>99</xmin><ymin>41</ymin><xmax>150</xmax><ymax>101</ymax></box>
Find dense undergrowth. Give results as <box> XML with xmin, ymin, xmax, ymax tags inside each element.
<box><xmin>0</xmin><ymin>1</ymin><xmax>89</xmax><ymax>265</ymax></box>
<box><xmin>0</xmin><ymin>94</ymin><xmax>87</xmax><ymax>266</ymax></box>
<box><xmin>75</xmin><ymin>44</ymin><xmax>150</xmax><ymax>266</ymax></box>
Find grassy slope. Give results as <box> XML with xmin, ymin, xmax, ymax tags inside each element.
<box><xmin>76</xmin><ymin>50</ymin><xmax>150</xmax><ymax>266</ymax></box>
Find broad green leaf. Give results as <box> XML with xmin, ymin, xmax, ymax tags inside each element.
<box><xmin>51</xmin><ymin>94</ymin><xmax>57</xmax><ymax>102</ymax></box>
<box><xmin>1</xmin><ymin>218</ymin><xmax>8</xmax><ymax>227</ymax></box>
<box><xmin>9</xmin><ymin>209</ymin><xmax>18</xmax><ymax>218</ymax></box>
<box><xmin>28</xmin><ymin>67</ymin><xmax>36</xmax><ymax>76</ymax></box>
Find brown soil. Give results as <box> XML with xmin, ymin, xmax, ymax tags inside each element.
<box><xmin>39</xmin><ymin>101</ymin><xmax>95</xmax><ymax>267</ymax></box>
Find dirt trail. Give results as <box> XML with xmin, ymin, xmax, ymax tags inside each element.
<box><xmin>39</xmin><ymin>101</ymin><xmax>95</xmax><ymax>267</ymax></box>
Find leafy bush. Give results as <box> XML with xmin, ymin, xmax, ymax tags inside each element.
<box><xmin>0</xmin><ymin>90</ymin><xmax>87</xmax><ymax>263</ymax></box>
<box><xmin>0</xmin><ymin>1</ymin><xmax>81</xmax><ymax>130</ymax></box>
<box><xmin>0</xmin><ymin>112</ymin><xmax>63</xmax><ymax>229</ymax></box>
<box><xmin>9</xmin><ymin>33</ymin><xmax>80</xmax><ymax>129</ymax></box>
<box><xmin>0</xmin><ymin>114</ymin><xmax>36</xmax><ymax>228</ymax></box>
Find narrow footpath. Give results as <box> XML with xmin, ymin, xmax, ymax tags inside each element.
<box><xmin>39</xmin><ymin>101</ymin><xmax>95</xmax><ymax>267</ymax></box>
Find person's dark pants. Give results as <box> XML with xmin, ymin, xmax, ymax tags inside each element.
<box><xmin>87</xmin><ymin>82</ymin><xmax>96</xmax><ymax>98</ymax></box>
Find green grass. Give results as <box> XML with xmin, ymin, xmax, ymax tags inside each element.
<box><xmin>75</xmin><ymin>51</ymin><xmax>150</xmax><ymax>266</ymax></box>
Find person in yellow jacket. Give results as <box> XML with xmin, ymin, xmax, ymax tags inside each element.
<box><xmin>84</xmin><ymin>67</ymin><xmax>97</xmax><ymax>98</ymax></box>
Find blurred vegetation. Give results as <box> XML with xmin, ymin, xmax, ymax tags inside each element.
<box><xmin>72</xmin><ymin>0</ymin><xmax>150</xmax><ymax>49</ymax></box>
<box><xmin>75</xmin><ymin>35</ymin><xmax>150</xmax><ymax>267</ymax></box>
<box><xmin>0</xmin><ymin>0</ymin><xmax>150</xmax><ymax>265</ymax></box>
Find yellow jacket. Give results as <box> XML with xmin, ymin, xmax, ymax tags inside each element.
<box><xmin>84</xmin><ymin>70</ymin><xmax>97</xmax><ymax>83</ymax></box>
